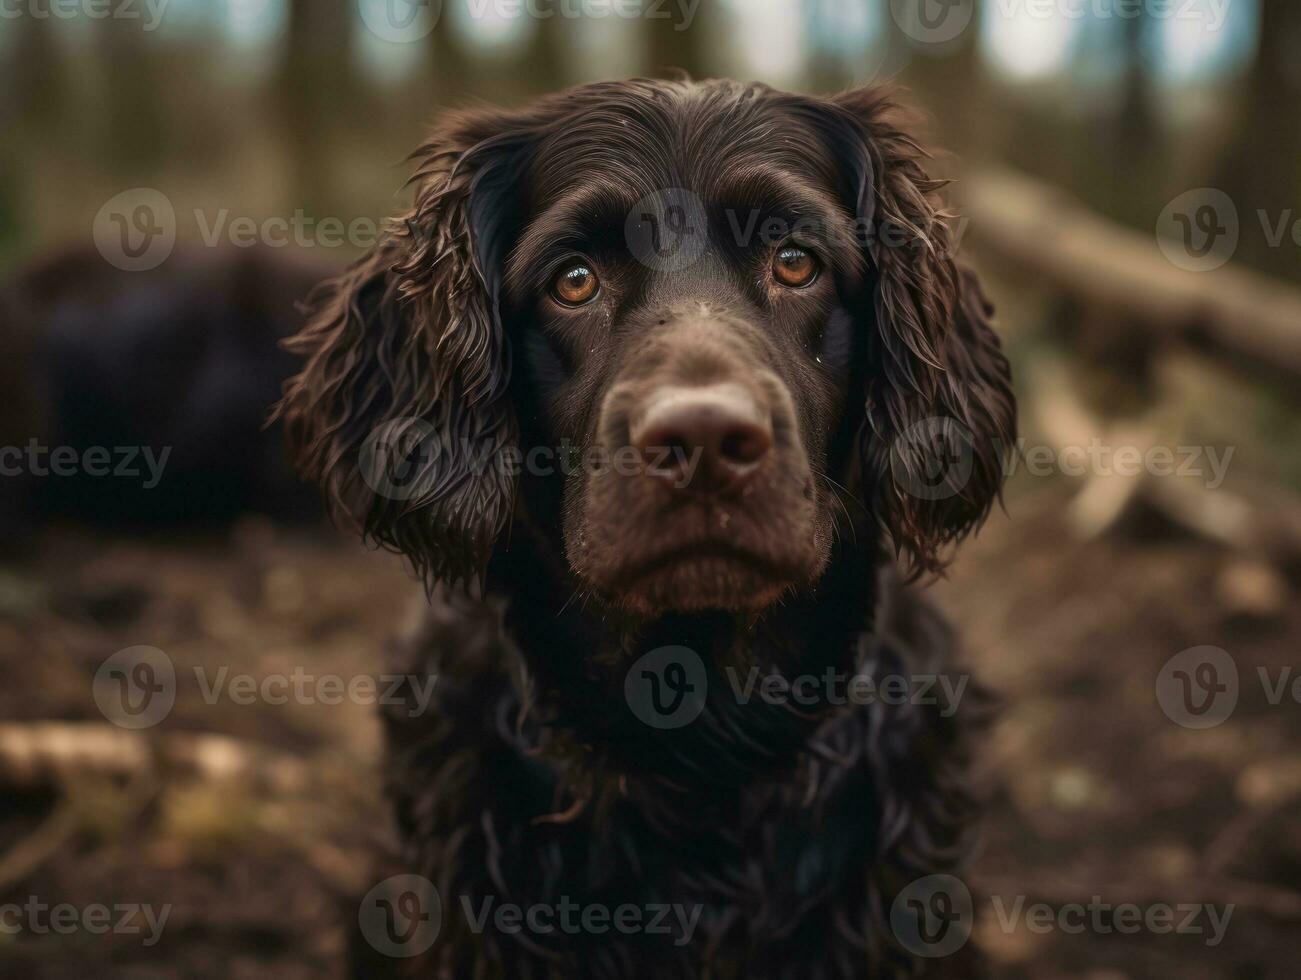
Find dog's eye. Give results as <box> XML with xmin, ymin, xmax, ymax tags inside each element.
<box><xmin>551</xmin><ymin>261</ymin><xmax>600</xmax><ymax>306</ymax></box>
<box><xmin>772</xmin><ymin>246</ymin><xmax>819</xmax><ymax>288</ymax></box>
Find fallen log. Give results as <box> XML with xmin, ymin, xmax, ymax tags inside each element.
<box><xmin>959</xmin><ymin>169</ymin><xmax>1301</xmax><ymax>385</ymax></box>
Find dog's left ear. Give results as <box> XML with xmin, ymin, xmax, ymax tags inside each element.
<box><xmin>820</xmin><ymin>87</ymin><xmax>1016</xmax><ymax>575</ymax></box>
<box><xmin>276</xmin><ymin>106</ymin><xmax>535</xmax><ymax>587</ymax></box>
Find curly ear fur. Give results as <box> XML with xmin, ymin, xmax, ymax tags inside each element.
<box><xmin>277</xmin><ymin>109</ymin><xmax>528</xmax><ymax>586</ymax></box>
<box><xmin>830</xmin><ymin>87</ymin><xmax>1016</xmax><ymax>576</ymax></box>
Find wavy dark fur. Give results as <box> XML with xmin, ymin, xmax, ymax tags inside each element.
<box><xmin>367</xmin><ymin>535</ymin><xmax>992</xmax><ymax>979</ymax></box>
<box><xmin>278</xmin><ymin>78</ymin><xmax>1015</xmax><ymax>978</ymax></box>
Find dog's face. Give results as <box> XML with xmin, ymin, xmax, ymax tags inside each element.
<box><xmin>502</xmin><ymin>98</ymin><xmax>871</xmax><ymax>613</ymax></box>
<box><xmin>280</xmin><ymin>80</ymin><xmax>1014</xmax><ymax>616</ymax></box>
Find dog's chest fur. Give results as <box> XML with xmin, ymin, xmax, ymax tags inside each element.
<box><xmin>371</xmin><ymin>562</ymin><xmax>984</xmax><ymax>980</ymax></box>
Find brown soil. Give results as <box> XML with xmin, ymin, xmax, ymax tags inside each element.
<box><xmin>0</xmin><ymin>482</ymin><xmax>1296</xmax><ymax>978</ymax></box>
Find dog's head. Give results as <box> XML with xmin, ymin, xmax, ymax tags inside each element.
<box><xmin>279</xmin><ymin>79</ymin><xmax>1014</xmax><ymax>615</ymax></box>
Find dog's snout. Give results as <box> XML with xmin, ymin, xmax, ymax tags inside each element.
<box><xmin>631</xmin><ymin>384</ymin><xmax>772</xmax><ymax>493</ymax></box>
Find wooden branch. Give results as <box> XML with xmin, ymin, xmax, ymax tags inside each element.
<box><xmin>0</xmin><ymin>723</ymin><xmax>309</xmax><ymax>795</ymax></box>
<box><xmin>958</xmin><ymin>168</ymin><xmax>1301</xmax><ymax>384</ymax></box>
<box><xmin>1023</xmin><ymin>358</ymin><xmax>1301</xmax><ymax>558</ymax></box>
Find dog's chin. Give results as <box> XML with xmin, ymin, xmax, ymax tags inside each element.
<box><xmin>600</xmin><ymin>550</ymin><xmax>803</xmax><ymax>616</ymax></box>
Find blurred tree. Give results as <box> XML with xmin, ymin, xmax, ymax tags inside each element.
<box><xmin>96</xmin><ymin>16</ymin><xmax>167</xmax><ymax>177</ymax></box>
<box><xmin>902</xmin><ymin>0</ymin><xmax>987</xmax><ymax>160</ymax></box>
<box><xmin>421</xmin><ymin>7</ymin><xmax>566</xmax><ymax>107</ymax></box>
<box><xmin>278</xmin><ymin>0</ymin><xmax>357</xmax><ymax>214</ymax></box>
<box><xmin>531</xmin><ymin>8</ymin><xmax>569</xmax><ymax>92</ymax></box>
<box><xmin>644</xmin><ymin>0</ymin><xmax>709</xmax><ymax>79</ymax></box>
<box><xmin>1</xmin><ymin>18</ymin><xmax>58</xmax><ymax>254</ymax></box>
<box><xmin>1105</xmin><ymin>7</ymin><xmax>1165</xmax><ymax>223</ymax></box>
<box><xmin>1213</xmin><ymin>0</ymin><xmax>1301</xmax><ymax>282</ymax></box>
<box><xmin>429</xmin><ymin>13</ymin><xmax>472</xmax><ymax>100</ymax></box>
<box><xmin>7</xmin><ymin>16</ymin><xmax>63</xmax><ymax>132</ymax></box>
<box><xmin>803</xmin><ymin>0</ymin><xmax>861</xmax><ymax>93</ymax></box>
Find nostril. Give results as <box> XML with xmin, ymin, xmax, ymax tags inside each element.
<box><xmin>649</xmin><ymin>434</ymin><xmax>692</xmax><ymax>476</ymax></box>
<box><xmin>719</xmin><ymin>425</ymin><xmax>771</xmax><ymax>467</ymax></box>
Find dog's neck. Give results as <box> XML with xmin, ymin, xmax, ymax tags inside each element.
<box><xmin>485</xmin><ymin>508</ymin><xmax>887</xmax><ymax>812</ymax></box>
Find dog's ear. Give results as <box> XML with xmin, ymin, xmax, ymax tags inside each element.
<box><xmin>822</xmin><ymin>87</ymin><xmax>1016</xmax><ymax>576</ymax></box>
<box><xmin>277</xmin><ymin>108</ymin><xmax>533</xmax><ymax>587</ymax></box>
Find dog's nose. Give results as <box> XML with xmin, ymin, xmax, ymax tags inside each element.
<box><xmin>631</xmin><ymin>384</ymin><xmax>772</xmax><ymax>493</ymax></box>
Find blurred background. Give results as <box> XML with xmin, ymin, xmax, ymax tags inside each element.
<box><xmin>1</xmin><ymin>1</ymin><xmax>1299</xmax><ymax>977</ymax></box>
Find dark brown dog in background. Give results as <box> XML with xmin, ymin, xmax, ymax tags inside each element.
<box><xmin>1</xmin><ymin>245</ymin><xmax>325</xmax><ymax>544</ymax></box>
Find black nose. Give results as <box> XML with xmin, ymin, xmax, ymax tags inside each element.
<box><xmin>630</xmin><ymin>384</ymin><xmax>773</xmax><ymax>494</ymax></box>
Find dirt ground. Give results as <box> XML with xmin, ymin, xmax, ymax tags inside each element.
<box><xmin>0</xmin><ymin>477</ymin><xmax>1297</xmax><ymax>978</ymax></box>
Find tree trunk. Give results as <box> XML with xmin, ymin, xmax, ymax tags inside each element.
<box><xmin>644</xmin><ymin>1</ymin><xmax>711</xmax><ymax>79</ymax></box>
<box><xmin>278</xmin><ymin>0</ymin><xmax>356</xmax><ymax>214</ymax></box>
<box><xmin>1212</xmin><ymin>0</ymin><xmax>1301</xmax><ymax>282</ymax></box>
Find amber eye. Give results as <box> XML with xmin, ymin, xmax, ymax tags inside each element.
<box><xmin>551</xmin><ymin>261</ymin><xmax>600</xmax><ymax>306</ymax></box>
<box><xmin>772</xmin><ymin>245</ymin><xmax>819</xmax><ymax>288</ymax></box>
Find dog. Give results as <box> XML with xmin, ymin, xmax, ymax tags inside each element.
<box><xmin>278</xmin><ymin>78</ymin><xmax>1015</xmax><ymax>978</ymax></box>
<box><xmin>0</xmin><ymin>244</ymin><xmax>327</xmax><ymax>543</ymax></box>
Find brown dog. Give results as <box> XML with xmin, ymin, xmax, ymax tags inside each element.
<box><xmin>280</xmin><ymin>78</ymin><xmax>1014</xmax><ymax>979</ymax></box>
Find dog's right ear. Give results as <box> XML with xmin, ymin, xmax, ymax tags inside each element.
<box><xmin>276</xmin><ymin>109</ymin><xmax>531</xmax><ymax>587</ymax></box>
